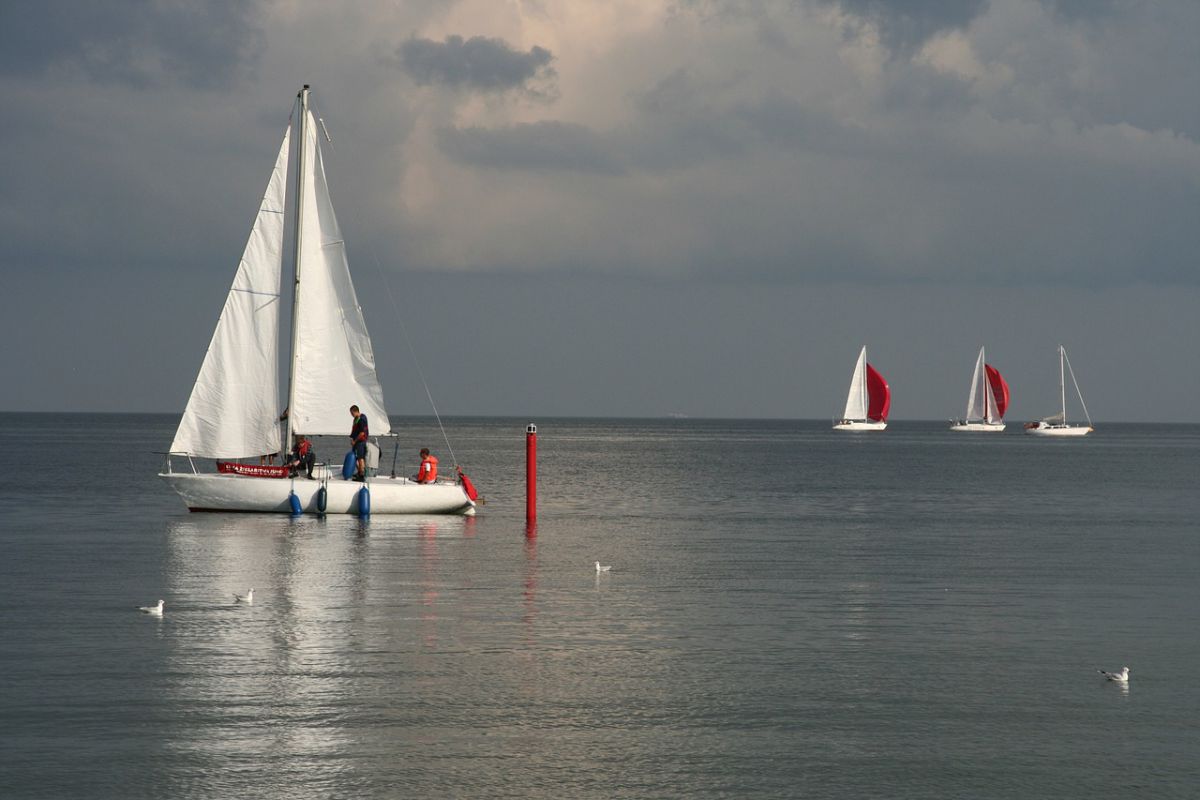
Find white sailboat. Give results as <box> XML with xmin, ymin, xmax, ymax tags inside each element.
<box><xmin>833</xmin><ymin>346</ymin><xmax>890</xmax><ymax>431</ymax></box>
<box><xmin>1024</xmin><ymin>345</ymin><xmax>1093</xmax><ymax>437</ymax></box>
<box><xmin>950</xmin><ymin>347</ymin><xmax>1009</xmax><ymax>432</ymax></box>
<box><xmin>160</xmin><ymin>86</ymin><xmax>476</xmax><ymax>514</ymax></box>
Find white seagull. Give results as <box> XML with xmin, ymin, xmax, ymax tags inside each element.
<box><xmin>1097</xmin><ymin>666</ymin><xmax>1130</xmax><ymax>683</ymax></box>
<box><xmin>234</xmin><ymin>588</ymin><xmax>254</xmax><ymax>605</ymax></box>
<box><xmin>595</xmin><ymin>561</ymin><xmax>612</xmax><ymax>573</ymax></box>
<box><xmin>138</xmin><ymin>599</ymin><xmax>164</xmax><ymax>616</ymax></box>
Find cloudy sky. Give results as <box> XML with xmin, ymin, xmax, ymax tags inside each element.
<box><xmin>1</xmin><ymin>0</ymin><xmax>1197</xmax><ymax>421</ymax></box>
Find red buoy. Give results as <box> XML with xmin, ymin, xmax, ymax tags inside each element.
<box><xmin>526</xmin><ymin>423</ymin><xmax>537</xmax><ymax>525</ymax></box>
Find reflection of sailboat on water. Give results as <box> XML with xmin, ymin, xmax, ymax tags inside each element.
<box><xmin>950</xmin><ymin>347</ymin><xmax>1009</xmax><ymax>432</ymax></box>
<box><xmin>1024</xmin><ymin>345</ymin><xmax>1093</xmax><ymax>437</ymax></box>
<box><xmin>160</xmin><ymin>86</ymin><xmax>475</xmax><ymax>514</ymax></box>
<box><xmin>833</xmin><ymin>346</ymin><xmax>890</xmax><ymax>431</ymax></box>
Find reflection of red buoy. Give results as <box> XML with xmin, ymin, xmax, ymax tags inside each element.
<box><xmin>526</xmin><ymin>423</ymin><xmax>537</xmax><ymax>525</ymax></box>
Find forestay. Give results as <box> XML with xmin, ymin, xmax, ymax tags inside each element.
<box><xmin>170</xmin><ymin>127</ymin><xmax>290</xmax><ymax>458</ymax></box>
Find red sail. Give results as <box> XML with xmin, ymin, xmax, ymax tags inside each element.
<box><xmin>865</xmin><ymin>363</ymin><xmax>891</xmax><ymax>421</ymax></box>
<box><xmin>985</xmin><ymin>364</ymin><xmax>1009</xmax><ymax>419</ymax></box>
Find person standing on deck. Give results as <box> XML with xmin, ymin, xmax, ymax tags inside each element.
<box><xmin>414</xmin><ymin>448</ymin><xmax>438</xmax><ymax>484</ymax></box>
<box><xmin>349</xmin><ymin>405</ymin><xmax>369</xmax><ymax>481</ymax></box>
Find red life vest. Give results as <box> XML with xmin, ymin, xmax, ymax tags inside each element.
<box><xmin>417</xmin><ymin>455</ymin><xmax>439</xmax><ymax>483</ymax></box>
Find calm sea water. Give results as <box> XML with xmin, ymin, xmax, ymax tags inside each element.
<box><xmin>1</xmin><ymin>413</ymin><xmax>1197</xmax><ymax>799</ymax></box>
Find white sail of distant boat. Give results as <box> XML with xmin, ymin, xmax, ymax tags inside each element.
<box><xmin>833</xmin><ymin>346</ymin><xmax>890</xmax><ymax>431</ymax></box>
<box><xmin>1024</xmin><ymin>345</ymin><xmax>1093</xmax><ymax>437</ymax></box>
<box><xmin>161</xmin><ymin>86</ymin><xmax>477</xmax><ymax>514</ymax></box>
<box><xmin>950</xmin><ymin>347</ymin><xmax>1009</xmax><ymax>432</ymax></box>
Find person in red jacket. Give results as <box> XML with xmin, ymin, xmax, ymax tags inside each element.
<box><xmin>286</xmin><ymin>435</ymin><xmax>315</xmax><ymax>478</ymax></box>
<box><xmin>414</xmin><ymin>448</ymin><xmax>438</xmax><ymax>484</ymax></box>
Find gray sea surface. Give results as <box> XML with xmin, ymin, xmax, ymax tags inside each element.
<box><xmin>1</xmin><ymin>413</ymin><xmax>1198</xmax><ymax>798</ymax></box>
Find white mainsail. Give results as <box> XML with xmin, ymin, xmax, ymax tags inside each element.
<box><xmin>170</xmin><ymin>127</ymin><xmax>290</xmax><ymax>458</ymax></box>
<box><xmin>964</xmin><ymin>347</ymin><xmax>1000</xmax><ymax>423</ymax></box>
<box><xmin>289</xmin><ymin>109</ymin><xmax>392</xmax><ymax>437</ymax></box>
<box><xmin>842</xmin><ymin>346</ymin><xmax>868</xmax><ymax>420</ymax></box>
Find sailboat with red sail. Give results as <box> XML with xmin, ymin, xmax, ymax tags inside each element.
<box><xmin>950</xmin><ymin>347</ymin><xmax>1009</xmax><ymax>432</ymax></box>
<box><xmin>833</xmin><ymin>346</ymin><xmax>890</xmax><ymax>431</ymax></box>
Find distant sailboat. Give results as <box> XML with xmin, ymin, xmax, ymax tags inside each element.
<box><xmin>833</xmin><ymin>346</ymin><xmax>890</xmax><ymax>431</ymax></box>
<box><xmin>1025</xmin><ymin>345</ymin><xmax>1093</xmax><ymax>437</ymax></box>
<box><xmin>950</xmin><ymin>347</ymin><xmax>1009</xmax><ymax>432</ymax></box>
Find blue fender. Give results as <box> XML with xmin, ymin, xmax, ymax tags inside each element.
<box><xmin>316</xmin><ymin>486</ymin><xmax>328</xmax><ymax>514</ymax></box>
<box><xmin>342</xmin><ymin>451</ymin><xmax>356</xmax><ymax>480</ymax></box>
<box><xmin>288</xmin><ymin>491</ymin><xmax>303</xmax><ymax>515</ymax></box>
<box><xmin>357</xmin><ymin>486</ymin><xmax>370</xmax><ymax>517</ymax></box>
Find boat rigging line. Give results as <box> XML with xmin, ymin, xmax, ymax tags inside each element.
<box><xmin>310</xmin><ymin>93</ymin><xmax>460</xmax><ymax>470</ymax></box>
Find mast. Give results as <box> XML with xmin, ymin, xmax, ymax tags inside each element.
<box><xmin>1059</xmin><ymin>344</ymin><xmax>1067</xmax><ymax>425</ymax></box>
<box><xmin>860</xmin><ymin>347</ymin><xmax>868</xmax><ymax>421</ymax></box>
<box><xmin>980</xmin><ymin>347</ymin><xmax>988</xmax><ymax>423</ymax></box>
<box><xmin>283</xmin><ymin>85</ymin><xmax>310</xmax><ymax>457</ymax></box>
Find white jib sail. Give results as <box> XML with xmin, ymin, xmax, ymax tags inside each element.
<box><xmin>170</xmin><ymin>127</ymin><xmax>290</xmax><ymax>458</ymax></box>
<box><xmin>842</xmin><ymin>346</ymin><xmax>868</xmax><ymax>420</ymax></box>
<box><xmin>290</xmin><ymin>109</ymin><xmax>392</xmax><ymax>436</ymax></box>
<box><xmin>965</xmin><ymin>347</ymin><xmax>990</xmax><ymax>422</ymax></box>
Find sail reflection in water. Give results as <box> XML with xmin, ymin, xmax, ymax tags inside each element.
<box><xmin>158</xmin><ymin>513</ymin><xmax>476</xmax><ymax>786</ymax></box>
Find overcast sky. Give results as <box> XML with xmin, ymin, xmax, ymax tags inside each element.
<box><xmin>1</xmin><ymin>0</ymin><xmax>1197</xmax><ymax>421</ymax></box>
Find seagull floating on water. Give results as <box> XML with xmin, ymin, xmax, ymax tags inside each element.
<box><xmin>595</xmin><ymin>561</ymin><xmax>612</xmax><ymax>573</ymax></box>
<box><xmin>1097</xmin><ymin>666</ymin><xmax>1130</xmax><ymax>683</ymax></box>
<box><xmin>138</xmin><ymin>599</ymin><xmax>164</xmax><ymax>616</ymax></box>
<box><xmin>234</xmin><ymin>588</ymin><xmax>254</xmax><ymax>605</ymax></box>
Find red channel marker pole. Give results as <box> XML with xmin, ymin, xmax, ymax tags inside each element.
<box><xmin>526</xmin><ymin>423</ymin><xmax>537</xmax><ymax>526</ymax></box>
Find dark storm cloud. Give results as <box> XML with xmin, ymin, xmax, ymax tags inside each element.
<box><xmin>877</xmin><ymin>61</ymin><xmax>974</xmax><ymax>114</ymax></box>
<box><xmin>823</xmin><ymin>0</ymin><xmax>1128</xmax><ymax>53</ymax></box>
<box><xmin>439</xmin><ymin>121</ymin><xmax>623</xmax><ymax>174</ymax></box>
<box><xmin>397</xmin><ymin>35</ymin><xmax>555</xmax><ymax>93</ymax></box>
<box><xmin>438</xmin><ymin>116</ymin><xmax>749</xmax><ymax>176</ymax></box>
<box><xmin>1040</xmin><ymin>0</ymin><xmax>1121</xmax><ymax>21</ymax></box>
<box><xmin>0</xmin><ymin>0</ymin><xmax>264</xmax><ymax>88</ymax></box>
<box><xmin>821</xmin><ymin>0</ymin><xmax>989</xmax><ymax>51</ymax></box>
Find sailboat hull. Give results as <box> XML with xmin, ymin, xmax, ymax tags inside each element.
<box><xmin>1024</xmin><ymin>424</ymin><xmax>1092</xmax><ymax>437</ymax></box>
<box><xmin>950</xmin><ymin>421</ymin><xmax>1006</xmax><ymax>432</ymax></box>
<box><xmin>160</xmin><ymin>473</ymin><xmax>476</xmax><ymax>515</ymax></box>
<box><xmin>833</xmin><ymin>420</ymin><xmax>887</xmax><ymax>431</ymax></box>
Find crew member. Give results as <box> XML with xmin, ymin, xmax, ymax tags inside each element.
<box><xmin>287</xmin><ymin>435</ymin><xmax>315</xmax><ymax>479</ymax></box>
<box><xmin>349</xmin><ymin>405</ymin><xmax>369</xmax><ymax>481</ymax></box>
<box><xmin>414</xmin><ymin>448</ymin><xmax>438</xmax><ymax>484</ymax></box>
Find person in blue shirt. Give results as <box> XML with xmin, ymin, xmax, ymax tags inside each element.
<box><xmin>349</xmin><ymin>405</ymin><xmax>369</xmax><ymax>481</ymax></box>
